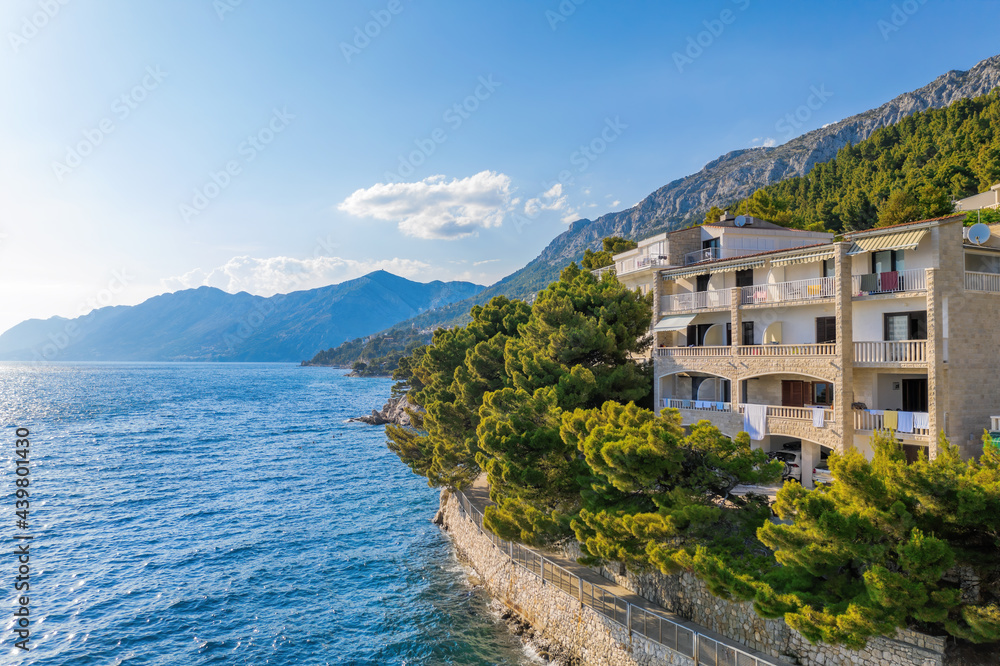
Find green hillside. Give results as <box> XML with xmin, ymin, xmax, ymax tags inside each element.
<box><xmin>723</xmin><ymin>90</ymin><xmax>1000</xmax><ymax>232</ymax></box>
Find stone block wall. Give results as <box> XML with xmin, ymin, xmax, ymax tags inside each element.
<box><xmin>568</xmin><ymin>547</ymin><xmax>948</xmax><ymax>666</ymax></box>
<box><xmin>440</xmin><ymin>490</ymin><xmax>695</xmax><ymax>666</ymax></box>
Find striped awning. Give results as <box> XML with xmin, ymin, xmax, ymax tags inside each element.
<box><xmin>663</xmin><ymin>258</ymin><xmax>765</xmax><ymax>280</ymax></box>
<box><xmin>771</xmin><ymin>251</ymin><xmax>835</xmax><ymax>267</ymax></box>
<box><xmin>654</xmin><ymin>314</ymin><xmax>697</xmax><ymax>332</ymax></box>
<box><xmin>847</xmin><ymin>229</ymin><xmax>927</xmax><ymax>255</ymax></box>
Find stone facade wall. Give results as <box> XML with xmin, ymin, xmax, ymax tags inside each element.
<box><xmin>568</xmin><ymin>548</ymin><xmax>949</xmax><ymax>666</ymax></box>
<box><xmin>440</xmin><ymin>490</ymin><xmax>695</xmax><ymax>666</ymax></box>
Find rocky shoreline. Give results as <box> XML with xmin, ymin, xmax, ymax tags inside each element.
<box><xmin>349</xmin><ymin>393</ymin><xmax>420</xmax><ymax>426</ymax></box>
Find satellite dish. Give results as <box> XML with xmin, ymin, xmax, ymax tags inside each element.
<box><xmin>734</xmin><ymin>215</ymin><xmax>747</xmax><ymax>227</ymax></box>
<box><xmin>969</xmin><ymin>223</ymin><xmax>992</xmax><ymax>246</ymax></box>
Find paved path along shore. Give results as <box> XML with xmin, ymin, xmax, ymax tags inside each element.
<box><xmin>462</xmin><ymin>475</ymin><xmax>793</xmax><ymax>666</ymax></box>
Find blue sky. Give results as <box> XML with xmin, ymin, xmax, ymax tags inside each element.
<box><xmin>1</xmin><ymin>0</ymin><xmax>998</xmax><ymax>334</ymax></box>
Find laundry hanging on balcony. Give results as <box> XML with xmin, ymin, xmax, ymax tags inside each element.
<box><xmin>743</xmin><ymin>404</ymin><xmax>768</xmax><ymax>441</ymax></box>
<box><xmin>896</xmin><ymin>411</ymin><xmax>914</xmax><ymax>434</ymax></box>
<box><xmin>913</xmin><ymin>412</ymin><xmax>930</xmax><ymax>430</ymax></box>
<box><xmin>884</xmin><ymin>410</ymin><xmax>899</xmax><ymax>430</ymax></box>
<box><xmin>812</xmin><ymin>407</ymin><xmax>825</xmax><ymax>428</ymax></box>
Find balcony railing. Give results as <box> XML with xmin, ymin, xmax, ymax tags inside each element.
<box><xmin>616</xmin><ymin>255</ymin><xmax>671</xmax><ymax>275</ymax></box>
<box><xmin>740</xmin><ymin>277</ymin><xmax>836</xmax><ymax>306</ymax></box>
<box><xmin>737</xmin><ymin>343</ymin><xmax>835</xmax><ymax>357</ymax></box>
<box><xmin>737</xmin><ymin>404</ymin><xmax>835</xmax><ymax>425</ymax></box>
<box><xmin>854</xmin><ymin>410</ymin><xmax>930</xmax><ymax>437</ymax></box>
<box><xmin>853</xmin><ymin>340</ymin><xmax>927</xmax><ymax>365</ymax></box>
<box><xmin>682</xmin><ymin>247</ymin><xmax>758</xmax><ymax>266</ymax></box>
<box><xmin>655</xmin><ymin>346</ymin><xmax>731</xmax><ymax>358</ymax></box>
<box><xmin>660</xmin><ymin>399</ymin><xmax>732</xmax><ymax>412</ymax></box>
<box><xmin>851</xmin><ymin>269</ymin><xmax>926</xmax><ymax>296</ymax></box>
<box><xmin>660</xmin><ymin>288</ymin><xmax>733</xmax><ymax>312</ymax></box>
<box><xmin>966</xmin><ymin>271</ymin><xmax>1000</xmax><ymax>293</ymax></box>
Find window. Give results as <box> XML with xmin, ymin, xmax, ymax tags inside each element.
<box><xmin>884</xmin><ymin>311</ymin><xmax>927</xmax><ymax>341</ymax></box>
<box><xmin>813</xmin><ymin>382</ymin><xmax>833</xmax><ymax>406</ymax></box>
<box><xmin>815</xmin><ymin>317</ymin><xmax>836</xmax><ymax>344</ymax></box>
<box><xmin>822</xmin><ymin>258</ymin><xmax>836</xmax><ymax>278</ymax></box>
<box><xmin>966</xmin><ymin>253</ymin><xmax>1000</xmax><ymax>274</ymax></box>
<box><xmin>742</xmin><ymin>321</ymin><xmax>755</xmax><ymax>346</ymax></box>
<box><xmin>696</xmin><ymin>274</ymin><xmax>710</xmax><ymax>292</ymax></box>
<box><xmin>735</xmin><ymin>268</ymin><xmax>754</xmax><ymax>288</ymax></box>
<box><xmin>782</xmin><ymin>380</ymin><xmax>805</xmax><ymax>407</ymax></box>
<box><xmin>872</xmin><ymin>249</ymin><xmax>905</xmax><ymax>274</ymax></box>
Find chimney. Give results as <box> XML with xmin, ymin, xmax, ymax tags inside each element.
<box><xmin>720</xmin><ymin>210</ymin><xmax>736</xmax><ymax>224</ymax></box>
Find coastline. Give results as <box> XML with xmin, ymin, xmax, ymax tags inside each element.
<box><xmin>438</xmin><ymin>482</ymin><xmax>951</xmax><ymax>666</ymax></box>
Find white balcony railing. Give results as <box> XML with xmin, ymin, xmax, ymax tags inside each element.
<box><xmin>660</xmin><ymin>288</ymin><xmax>733</xmax><ymax>313</ymax></box>
<box><xmin>854</xmin><ymin>410</ymin><xmax>930</xmax><ymax>437</ymax></box>
<box><xmin>737</xmin><ymin>404</ymin><xmax>835</xmax><ymax>425</ymax></box>
<box><xmin>616</xmin><ymin>255</ymin><xmax>672</xmax><ymax>275</ymax></box>
<box><xmin>660</xmin><ymin>399</ymin><xmax>732</xmax><ymax>412</ymax></box>
<box><xmin>851</xmin><ymin>269</ymin><xmax>926</xmax><ymax>296</ymax></box>
<box><xmin>655</xmin><ymin>346</ymin><xmax>731</xmax><ymax>358</ymax></box>
<box><xmin>682</xmin><ymin>247</ymin><xmax>759</xmax><ymax>266</ymax></box>
<box><xmin>853</xmin><ymin>341</ymin><xmax>927</xmax><ymax>365</ymax></box>
<box><xmin>740</xmin><ymin>277</ymin><xmax>836</xmax><ymax>306</ymax></box>
<box><xmin>966</xmin><ymin>271</ymin><xmax>1000</xmax><ymax>293</ymax></box>
<box><xmin>737</xmin><ymin>344</ymin><xmax>836</xmax><ymax>357</ymax></box>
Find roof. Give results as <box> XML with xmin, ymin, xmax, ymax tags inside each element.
<box><xmin>843</xmin><ymin>214</ymin><xmax>965</xmax><ymax>237</ymax></box>
<box><xmin>703</xmin><ymin>218</ymin><xmax>830</xmax><ymax>234</ymax></box>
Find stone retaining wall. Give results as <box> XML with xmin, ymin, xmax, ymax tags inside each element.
<box><xmin>439</xmin><ymin>489</ymin><xmax>694</xmax><ymax>666</ymax></box>
<box><xmin>567</xmin><ymin>543</ymin><xmax>948</xmax><ymax>666</ymax></box>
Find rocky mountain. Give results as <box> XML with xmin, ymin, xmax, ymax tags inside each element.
<box><xmin>0</xmin><ymin>271</ymin><xmax>483</xmax><ymax>362</ymax></box>
<box><xmin>384</xmin><ymin>54</ymin><xmax>1000</xmax><ymax>333</ymax></box>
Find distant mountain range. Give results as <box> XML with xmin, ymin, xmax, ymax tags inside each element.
<box><xmin>383</xmin><ymin>54</ymin><xmax>1000</xmax><ymax>334</ymax></box>
<box><xmin>0</xmin><ymin>271</ymin><xmax>483</xmax><ymax>362</ymax></box>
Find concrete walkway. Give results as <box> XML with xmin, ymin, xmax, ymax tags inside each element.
<box><xmin>463</xmin><ymin>475</ymin><xmax>794</xmax><ymax>666</ymax></box>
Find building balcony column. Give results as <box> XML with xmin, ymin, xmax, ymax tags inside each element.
<box><xmin>835</xmin><ymin>242</ymin><xmax>855</xmax><ymax>453</ymax></box>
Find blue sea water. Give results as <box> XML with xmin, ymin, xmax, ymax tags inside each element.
<box><xmin>0</xmin><ymin>363</ymin><xmax>538</xmax><ymax>665</ymax></box>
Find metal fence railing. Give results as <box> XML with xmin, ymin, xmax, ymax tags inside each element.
<box><xmin>452</xmin><ymin>490</ymin><xmax>782</xmax><ymax>666</ymax></box>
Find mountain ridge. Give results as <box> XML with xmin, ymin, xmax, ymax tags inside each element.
<box><xmin>383</xmin><ymin>54</ymin><xmax>1000</xmax><ymax>334</ymax></box>
<box><xmin>0</xmin><ymin>271</ymin><xmax>484</xmax><ymax>362</ymax></box>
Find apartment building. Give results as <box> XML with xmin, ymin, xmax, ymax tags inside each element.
<box><xmin>609</xmin><ymin>215</ymin><xmax>832</xmax><ymax>356</ymax></box>
<box><xmin>621</xmin><ymin>214</ymin><xmax>1000</xmax><ymax>488</ymax></box>
<box><xmin>955</xmin><ymin>183</ymin><xmax>1000</xmax><ymax>212</ymax></box>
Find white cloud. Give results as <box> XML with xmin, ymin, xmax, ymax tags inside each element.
<box><xmin>338</xmin><ymin>171</ymin><xmax>515</xmax><ymax>240</ymax></box>
<box><xmin>524</xmin><ymin>183</ymin><xmax>567</xmax><ymax>216</ymax></box>
<box><xmin>750</xmin><ymin>136</ymin><xmax>777</xmax><ymax>148</ymax></box>
<box><xmin>161</xmin><ymin>255</ymin><xmax>431</xmax><ymax>296</ymax></box>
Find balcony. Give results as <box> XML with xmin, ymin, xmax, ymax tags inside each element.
<box><xmin>740</xmin><ymin>277</ymin><xmax>836</xmax><ymax>306</ymax></box>
<box><xmin>966</xmin><ymin>271</ymin><xmax>1000</xmax><ymax>293</ymax></box>
<box><xmin>737</xmin><ymin>343</ymin><xmax>836</xmax><ymax>357</ymax></box>
<box><xmin>659</xmin><ymin>399</ymin><xmax>732</xmax><ymax>412</ymax></box>
<box><xmin>854</xmin><ymin>410</ymin><xmax>930</xmax><ymax>438</ymax></box>
<box><xmin>738</xmin><ymin>404</ymin><xmax>836</xmax><ymax>426</ymax></box>
<box><xmin>851</xmin><ymin>269</ymin><xmax>926</xmax><ymax>297</ymax></box>
<box><xmin>655</xmin><ymin>346</ymin><xmax>731</xmax><ymax>358</ymax></box>
<box><xmin>660</xmin><ymin>288</ymin><xmax>733</xmax><ymax>313</ymax></box>
<box><xmin>616</xmin><ymin>255</ymin><xmax>671</xmax><ymax>276</ymax></box>
<box><xmin>682</xmin><ymin>247</ymin><xmax>758</xmax><ymax>266</ymax></box>
<box><xmin>853</xmin><ymin>341</ymin><xmax>927</xmax><ymax>366</ymax></box>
